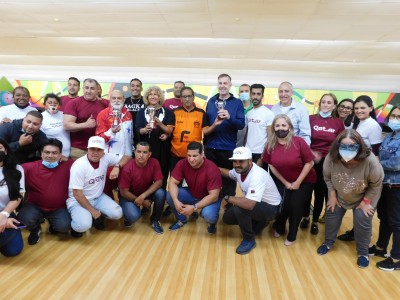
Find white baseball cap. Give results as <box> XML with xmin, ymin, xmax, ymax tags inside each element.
<box><xmin>229</xmin><ymin>147</ymin><xmax>252</xmax><ymax>160</ymax></box>
<box><xmin>87</xmin><ymin>136</ymin><xmax>106</xmax><ymax>150</ymax></box>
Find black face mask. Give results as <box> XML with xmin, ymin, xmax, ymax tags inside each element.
<box><xmin>275</xmin><ymin>130</ymin><xmax>289</xmax><ymax>138</ymax></box>
<box><xmin>0</xmin><ymin>151</ymin><xmax>6</xmax><ymax>162</ymax></box>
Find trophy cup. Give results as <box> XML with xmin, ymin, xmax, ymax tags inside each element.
<box><xmin>112</xmin><ymin>109</ymin><xmax>122</xmax><ymax>128</ymax></box>
<box><xmin>146</xmin><ymin>107</ymin><xmax>156</xmax><ymax>128</ymax></box>
<box><xmin>215</xmin><ymin>99</ymin><xmax>226</xmax><ymax>111</ymax></box>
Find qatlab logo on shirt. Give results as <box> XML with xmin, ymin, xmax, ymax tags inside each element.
<box><xmin>88</xmin><ymin>175</ymin><xmax>105</xmax><ymax>184</ymax></box>
<box><xmin>313</xmin><ymin>125</ymin><xmax>335</xmax><ymax>133</ymax></box>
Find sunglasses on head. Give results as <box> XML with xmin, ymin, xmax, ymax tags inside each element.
<box><xmin>339</xmin><ymin>143</ymin><xmax>359</xmax><ymax>151</ymax></box>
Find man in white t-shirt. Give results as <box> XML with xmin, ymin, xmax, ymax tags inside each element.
<box><xmin>245</xmin><ymin>83</ymin><xmax>274</xmax><ymax>162</ymax></box>
<box><xmin>0</xmin><ymin>86</ymin><xmax>37</xmax><ymax>124</ymax></box>
<box><xmin>220</xmin><ymin>147</ymin><xmax>281</xmax><ymax>255</ymax></box>
<box><xmin>66</xmin><ymin>136</ymin><xmax>131</xmax><ymax>236</ymax></box>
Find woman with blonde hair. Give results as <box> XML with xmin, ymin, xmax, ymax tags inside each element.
<box><xmin>262</xmin><ymin>114</ymin><xmax>316</xmax><ymax>246</ymax></box>
<box><xmin>136</xmin><ymin>86</ymin><xmax>171</xmax><ymax>188</ymax></box>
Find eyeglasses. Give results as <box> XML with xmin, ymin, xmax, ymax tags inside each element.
<box><xmin>181</xmin><ymin>95</ymin><xmax>193</xmax><ymax>99</ymax></box>
<box><xmin>389</xmin><ymin>114</ymin><xmax>400</xmax><ymax>121</ymax></box>
<box><xmin>339</xmin><ymin>143</ymin><xmax>359</xmax><ymax>151</ymax></box>
<box><xmin>339</xmin><ymin>105</ymin><xmax>353</xmax><ymax>111</ymax></box>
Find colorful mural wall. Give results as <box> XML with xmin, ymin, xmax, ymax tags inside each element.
<box><xmin>1</xmin><ymin>76</ymin><xmax>398</xmax><ymax>123</ymax></box>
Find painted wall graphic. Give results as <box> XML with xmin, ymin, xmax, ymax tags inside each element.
<box><xmin>0</xmin><ymin>76</ymin><xmax>398</xmax><ymax>123</ymax></box>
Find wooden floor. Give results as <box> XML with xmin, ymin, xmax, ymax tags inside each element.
<box><xmin>1</xmin><ymin>209</ymin><xmax>399</xmax><ymax>300</ymax></box>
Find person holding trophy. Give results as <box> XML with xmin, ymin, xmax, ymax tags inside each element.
<box><xmin>96</xmin><ymin>90</ymin><xmax>133</xmax><ymax>199</ymax></box>
<box><xmin>136</xmin><ymin>86</ymin><xmax>172</xmax><ymax>188</ymax></box>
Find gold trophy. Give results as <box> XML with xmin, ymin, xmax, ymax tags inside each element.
<box><xmin>147</xmin><ymin>107</ymin><xmax>156</xmax><ymax>128</ymax></box>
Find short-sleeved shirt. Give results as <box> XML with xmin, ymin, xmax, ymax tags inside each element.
<box><xmin>0</xmin><ymin>104</ymin><xmax>37</xmax><ymax>121</ymax></box>
<box><xmin>171</xmin><ymin>158</ymin><xmax>222</xmax><ymax>199</ymax></box>
<box><xmin>262</xmin><ymin>136</ymin><xmax>317</xmax><ymax>183</ymax></box>
<box><xmin>163</xmin><ymin>98</ymin><xmax>182</xmax><ymax>111</ymax></box>
<box><xmin>119</xmin><ymin>158</ymin><xmax>163</xmax><ymax>196</ymax></box>
<box><xmin>355</xmin><ymin>117</ymin><xmax>383</xmax><ymax>147</ymax></box>
<box><xmin>41</xmin><ymin>111</ymin><xmax>71</xmax><ymax>157</ymax></box>
<box><xmin>23</xmin><ymin>159</ymin><xmax>74</xmax><ymax>210</ymax></box>
<box><xmin>245</xmin><ymin>105</ymin><xmax>274</xmax><ymax>154</ymax></box>
<box><xmin>63</xmin><ymin>96</ymin><xmax>109</xmax><ymax>150</ymax></box>
<box><xmin>167</xmin><ymin>107</ymin><xmax>208</xmax><ymax>158</ymax></box>
<box><xmin>228</xmin><ymin>163</ymin><xmax>281</xmax><ymax>205</ymax></box>
<box><xmin>67</xmin><ymin>153</ymin><xmax>120</xmax><ymax>202</ymax></box>
<box><xmin>0</xmin><ymin>165</ymin><xmax>25</xmax><ymax>211</ymax></box>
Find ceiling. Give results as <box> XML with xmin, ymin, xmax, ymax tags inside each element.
<box><xmin>1</xmin><ymin>0</ymin><xmax>400</xmax><ymax>92</ymax></box>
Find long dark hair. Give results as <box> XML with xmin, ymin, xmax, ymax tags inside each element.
<box><xmin>352</xmin><ymin>95</ymin><xmax>377</xmax><ymax>130</ymax></box>
<box><xmin>332</xmin><ymin>98</ymin><xmax>354</xmax><ymax>127</ymax></box>
<box><xmin>0</xmin><ymin>139</ymin><xmax>22</xmax><ymax>201</ymax></box>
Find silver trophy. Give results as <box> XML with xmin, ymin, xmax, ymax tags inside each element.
<box><xmin>146</xmin><ymin>107</ymin><xmax>156</xmax><ymax>128</ymax></box>
<box><xmin>215</xmin><ymin>99</ymin><xmax>226</xmax><ymax>111</ymax></box>
<box><xmin>112</xmin><ymin>109</ymin><xmax>122</xmax><ymax>128</ymax></box>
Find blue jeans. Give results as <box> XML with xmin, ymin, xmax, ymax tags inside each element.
<box><xmin>67</xmin><ymin>193</ymin><xmax>123</xmax><ymax>232</ymax></box>
<box><xmin>18</xmin><ymin>202</ymin><xmax>71</xmax><ymax>233</ymax></box>
<box><xmin>386</xmin><ymin>186</ymin><xmax>400</xmax><ymax>259</ymax></box>
<box><xmin>0</xmin><ymin>228</ymin><xmax>23</xmax><ymax>257</ymax></box>
<box><xmin>166</xmin><ymin>187</ymin><xmax>221</xmax><ymax>224</ymax></box>
<box><xmin>120</xmin><ymin>188</ymin><xmax>166</xmax><ymax>223</ymax></box>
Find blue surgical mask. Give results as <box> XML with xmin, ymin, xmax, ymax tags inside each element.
<box><xmin>239</xmin><ymin>92</ymin><xmax>250</xmax><ymax>102</ymax></box>
<box><xmin>42</xmin><ymin>160</ymin><xmax>59</xmax><ymax>169</ymax></box>
<box><xmin>388</xmin><ymin>119</ymin><xmax>400</xmax><ymax>132</ymax></box>
<box><xmin>319</xmin><ymin>111</ymin><xmax>332</xmax><ymax>118</ymax></box>
<box><xmin>339</xmin><ymin>149</ymin><xmax>358</xmax><ymax>162</ymax></box>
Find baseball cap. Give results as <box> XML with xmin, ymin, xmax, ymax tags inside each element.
<box><xmin>229</xmin><ymin>147</ymin><xmax>252</xmax><ymax>160</ymax></box>
<box><xmin>87</xmin><ymin>136</ymin><xmax>106</xmax><ymax>150</ymax></box>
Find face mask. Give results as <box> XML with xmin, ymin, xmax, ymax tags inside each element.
<box><xmin>46</xmin><ymin>105</ymin><xmax>58</xmax><ymax>114</ymax></box>
<box><xmin>319</xmin><ymin>111</ymin><xmax>332</xmax><ymax>118</ymax></box>
<box><xmin>0</xmin><ymin>151</ymin><xmax>6</xmax><ymax>162</ymax></box>
<box><xmin>388</xmin><ymin>119</ymin><xmax>400</xmax><ymax>132</ymax></box>
<box><xmin>42</xmin><ymin>160</ymin><xmax>59</xmax><ymax>169</ymax></box>
<box><xmin>339</xmin><ymin>149</ymin><xmax>358</xmax><ymax>162</ymax></box>
<box><xmin>275</xmin><ymin>130</ymin><xmax>289</xmax><ymax>138</ymax></box>
<box><xmin>239</xmin><ymin>92</ymin><xmax>250</xmax><ymax>102</ymax></box>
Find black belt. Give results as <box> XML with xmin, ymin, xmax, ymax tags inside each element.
<box><xmin>384</xmin><ymin>184</ymin><xmax>400</xmax><ymax>188</ymax></box>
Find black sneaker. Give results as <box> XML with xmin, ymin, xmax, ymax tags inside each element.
<box><xmin>28</xmin><ymin>228</ymin><xmax>42</xmax><ymax>245</ymax></box>
<box><xmin>376</xmin><ymin>257</ymin><xmax>400</xmax><ymax>272</ymax></box>
<box><xmin>151</xmin><ymin>221</ymin><xmax>164</xmax><ymax>234</ymax></box>
<box><xmin>123</xmin><ymin>219</ymin><xmax>133</xmax><ymax>228</ymax></box>
<box><xmin>310</xmin><ymin>223</ymin><xmax>319</xmax><ymax>235</ymax></box>
<box><xmin>337</xmin><ymin>229</ymin><xmax>354</xmax><ymax>241</ymax></box>
<box><xmin>161</xmin><ymin>206</ymin><xmax>172</xmax><ymax>218</ymax></box>
<box><xmin>48</xmin><ymin>225</ymin><xmax>58</xmax><ymax>234</ymax></box>
<box><xmin>190</xmin><ymin>211</ymin><xmax>199</xmax><ymax>220</ymax></box>
<box><xmin>93</xmin><ymin>215</ymin><xmax>105</xmax><ymax>230</ymax></box>
<box><xmin>207</xmin><ymin>223</ymin><xmax>217</xmax><ymax>234</ymax></box>
<box><xmin>368</xmin><ymin>245</ymin><xmax>388</xmax><ymax>258</ymax></box>
<box><xmin>300</xmin><ymin>218</ymin><xmax>310</xmax><ymax>229</ymax></box>
<box><xmin>70</xmin><ymin>229</ymin><xmax>83</xmax><ymax>238</ymax></box>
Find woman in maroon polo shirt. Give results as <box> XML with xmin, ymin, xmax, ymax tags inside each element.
<box><xmin>262</xmin><ymin>114</ymin><xmax>316</xmax><ymax>246</ymax></box>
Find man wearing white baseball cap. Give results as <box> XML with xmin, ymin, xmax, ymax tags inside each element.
<box><xmin>66</xmin><ymin>136</ymin><xmax>131</xmax><ymax>236</ymax></box>
<box><xmin>220</xmin><ymin>146</ymin><xmax>282</xmax><ymax>254</ymax></box>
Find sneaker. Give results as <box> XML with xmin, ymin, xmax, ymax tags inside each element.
<box><xmin>161</xmin><ymin>206</ymin><xmax>172</xmax><ymax>218</ymax></box>
<box><xmin>70</xmin><ymin>229</ymin><xmax>83</xmax><ymax>238</ymax></box>
<box><xmin>317</xmin><ymin>244</ymin><xmax>330</xmax><ymax>255</ymax></box>
<box><xmin>93</xmin><ymin>215</ymin><xmax>105</xmax><ymax>230</ymax></box>
<box><xmin>123</xmin><ymin>220</ymin><xmax>133</xmax><ymax>228</ymax></box>
<box><xmin>357</xmin><ymin>255</ymin><xmax>369</xmax><ymax>268</ymax></box>
<box><xmin>337</xmin><ymin>229</ymin><xmax>354</xmax><ymax>241</ymax></box>
<box><xmin>376</xmin><ymin>257</ymin><xmax>400</xmax><ymax>272</ymax></box>
<box><xmin>151</xmin><ymin>221</ymin><xmax>164</xmax><ymax>234</ymax></box>
<box><xmin>207</xmin><ymin>223</ymin><xmax>217</xmax><ymax>234</ymax></box>
<box><xmin>300</xmin><ymin>218</ymin><xmax>310</xmax><ymax>229</ymax></box>
<box><xmin>169</xmin><ymin>220</ymin><xmax>187</xmax><ymax>231</ymax></box>
<box><xmin>368</xmin><ymin>245</ymin><xmax>388</xmax><ymax>258</ymax></box>
<box><xmin>310</xmin><ymin>223</ymin><xmax>319</xmax><ymax>235</ymax></box>
<box><xmin>236</xmin><ymin>239</ymin><xmax>256</xmax><ymax>255</ymax></box>
<box><xmin>284</xmin><ymin>239</ymin><xmax>295</xmax><ymax>246</ymax></box>
<box><xmin>28</xmin><ymin>228</ymin><xmax>42</xmax><ymax>245</ymax></box>
<box><xmin>48</xmin><ymin>225</ymin><xmax>58</xmax><ymax>234</ymax></box>
<box><xmin>273</xmin><ymin>230</ymin><xmax>281</xmax><ymax>238</ymax></box>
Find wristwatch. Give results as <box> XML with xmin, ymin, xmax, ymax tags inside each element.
<box><xmin>193</xmin><ymin>203</ymin><xmax>198</xmax><ymax>212</ymax></box>
<box><xmin>114</xmin><ymin>163</ymin><xmax>120</xmax><ymax>168</ymax></box>
<box><xmin>223</xmin><ymin>195</ymin><xmax>230</xmax><ymax>203</ymax></box>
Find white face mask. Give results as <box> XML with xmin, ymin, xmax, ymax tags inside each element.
<box><xmin>46</xmin><ymin>105</ymin><xmax>58</xmax><ymax>114</ymax></box>
<box><xmin>339</xmin><ymin>149</ymin><xmax>358</xmax><ymax>162</ymax></box>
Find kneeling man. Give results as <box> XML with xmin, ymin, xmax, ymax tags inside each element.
<box><xmin>67</xmin><ymin>136</ymin><xmax>130</xmax><ymax>235</ymax></box>
<box><xmin>118</xmin><ymin>142</ymin><xmax>166</xmax><ymax>234</ymax></box>
<box><xmin>166</xmin><ymin>142</ymin><xmax>222</xmax><ymax>234</ymax></box>
<box><xmin>221</xmin><ymin>147</ymin><xmax>281</xmax><ymax>255</ymax></box>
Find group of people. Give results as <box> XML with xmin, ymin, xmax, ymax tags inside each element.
<box><xmin>0</xmin><ymin>74</ymin><xmax>399</xmax><ymax>272</ymax></box>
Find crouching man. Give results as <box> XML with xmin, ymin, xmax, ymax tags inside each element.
<box><xmin>220</xmin><ymin>147</ymin><xmax>281</xmax><ymax>255</ymax></box>
<box><xmin>67</xmin><ymin>136</ymin><xmax>130</xmax><ymax>236</ymax></box>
